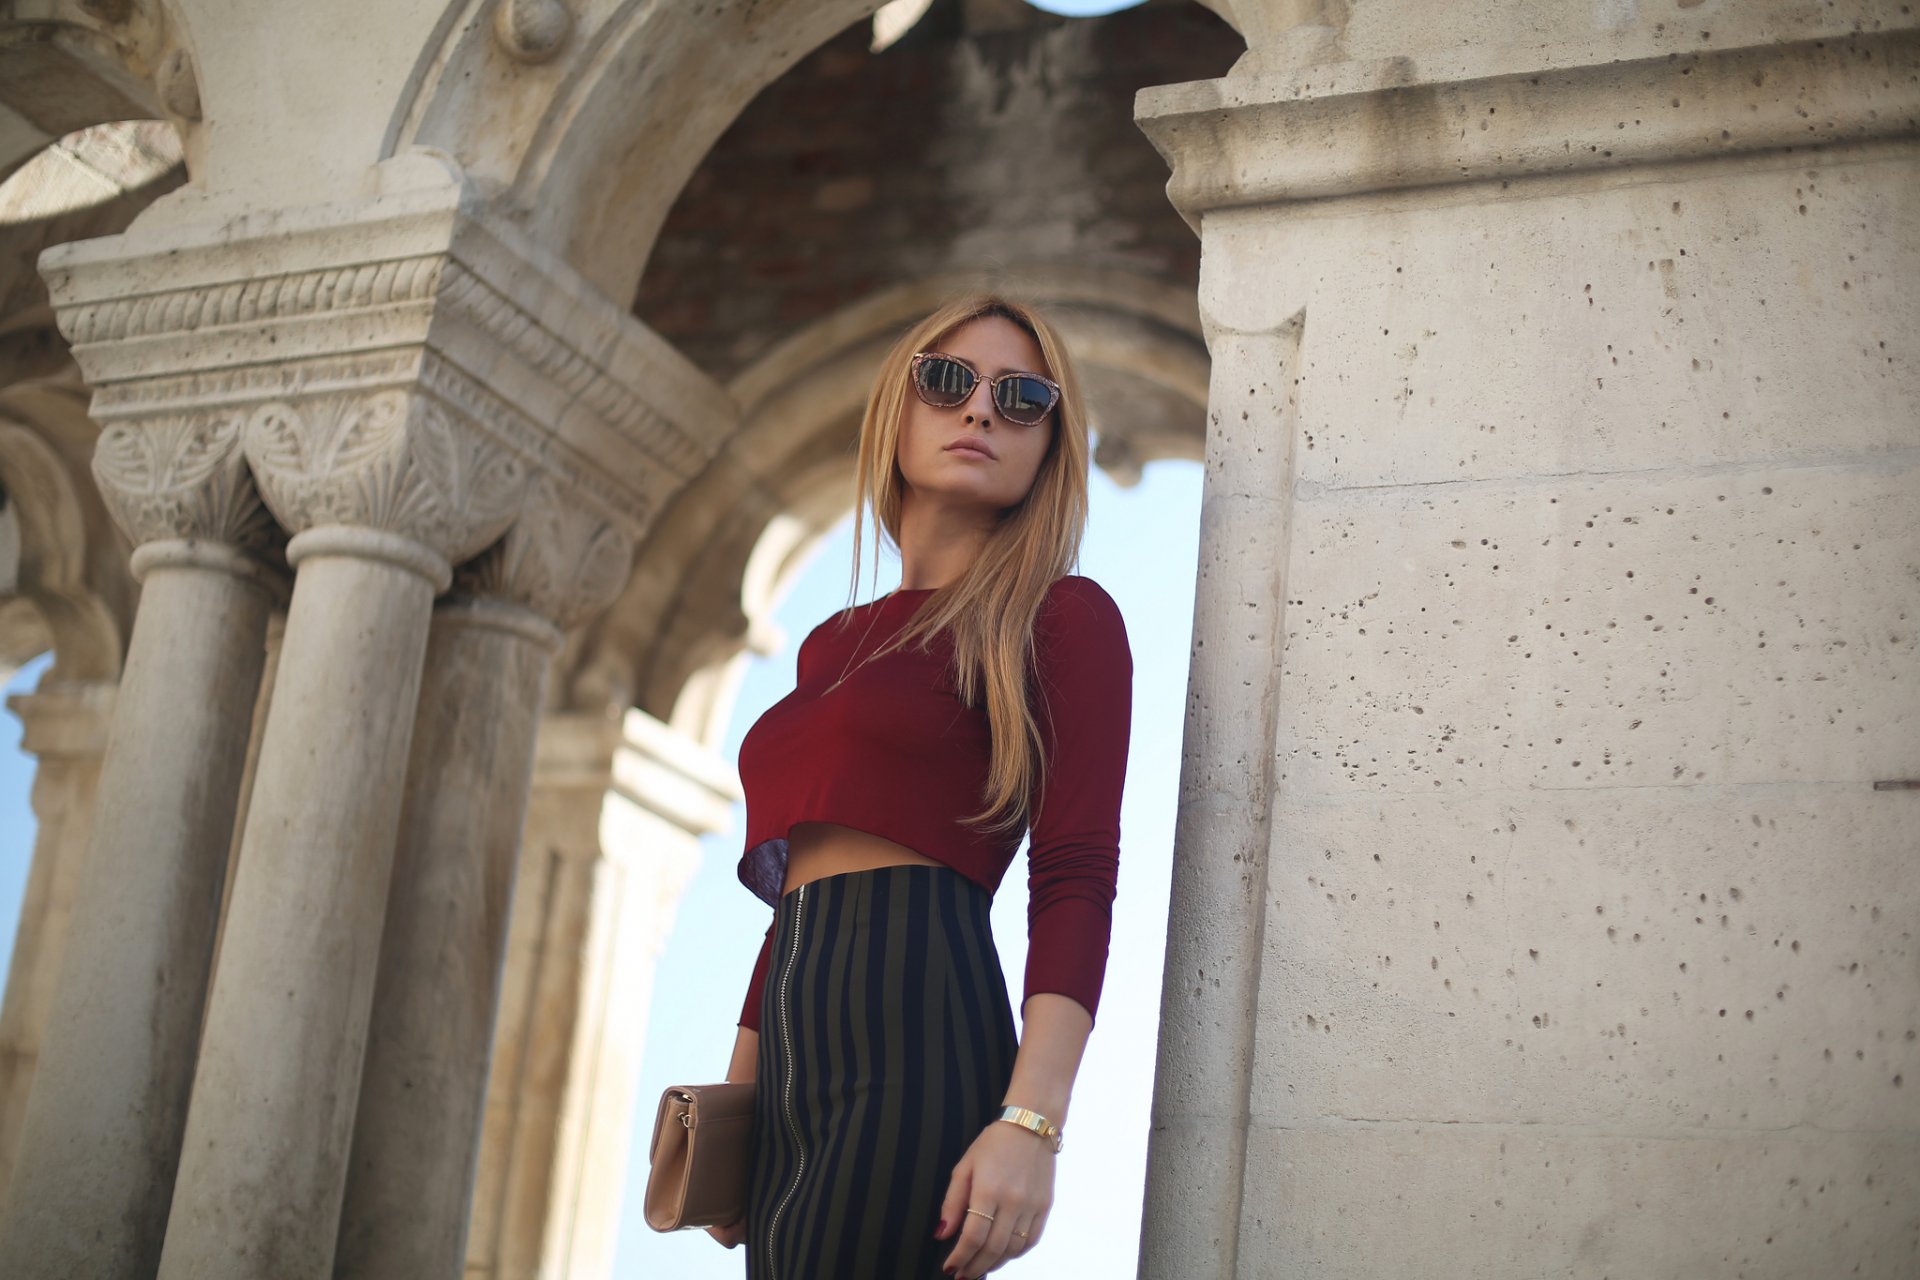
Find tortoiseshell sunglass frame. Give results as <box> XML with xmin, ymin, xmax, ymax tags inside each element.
<box><xmin>908</xmin><ymin>351</ymin><xmax>1062</xmax><ymax>427</ymax></box>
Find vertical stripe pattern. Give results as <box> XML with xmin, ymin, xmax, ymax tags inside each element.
<box><xmin>745</xmin><ymin>864</ymin><xmax>1018</xmax><ymax>1280</ymax></box>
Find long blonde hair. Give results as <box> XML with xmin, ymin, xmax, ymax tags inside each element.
<box><xmin>839</xmin><ymin>295</ymin><xmax>1091</xmax><ymax>837</ymax></box>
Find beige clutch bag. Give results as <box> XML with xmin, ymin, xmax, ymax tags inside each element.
<box><xmin>643</xmin><ymin>1081</ymin><xmax>757</xmax><ymax>1232</ymax></box>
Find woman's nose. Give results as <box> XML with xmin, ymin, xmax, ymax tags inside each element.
<box><xmin>963</xmin><ymin>381</ymin><xmax>995</xmax><ymax>424</ymax></box>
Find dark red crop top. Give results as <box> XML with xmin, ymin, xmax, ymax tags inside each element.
<box><xmin>734</xmin><ymin>574</ymin><xmax>1132</xmax><ymax>1033</ymax></box>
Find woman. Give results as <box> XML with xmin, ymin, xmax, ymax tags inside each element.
<box><xmin>709</xmin><ymin>295</ymin><xmax>1133</xmax><ymax>1279</ymax></box>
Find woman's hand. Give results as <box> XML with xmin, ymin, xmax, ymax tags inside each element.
<box><xmin>932</xmin><ymin>1119</ymin><xmax>1055</xmax><ymax>1277</ymax></box>
<box><xmin>705</xmin><ymin>1216</ymin><xmax>747</xmax><ymax>1249</ymax></box>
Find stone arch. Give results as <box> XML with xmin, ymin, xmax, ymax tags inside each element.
<box><xmin>0</xmin><ymin>1</ymin><xmax>201</xmax><ymax>183</ymax></box>
<box><xmin>397</xmin><ymin>1</ymin><xmax>1243</xmax><ymax>300</ymax></box>
<box><xmin>561</xmin><ymin>265</ymin><xmax>1209</xmax><ymax>744</ymax></box>
<box><xmin>0</xmin><ymin>382</ymin><xmax>132</xmax><ymax>683</ymax></box>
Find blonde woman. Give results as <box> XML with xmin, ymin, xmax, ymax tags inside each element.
<box><xmin>709</xmin><ymin>296</ymin><xmax>1132</xmax><ymax>1279</ymax></box>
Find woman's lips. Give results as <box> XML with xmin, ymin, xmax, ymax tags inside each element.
<box><xmin>945</xmin><ymin>441</ymin><xmax>995</xmax><ymax>460</ymax></box>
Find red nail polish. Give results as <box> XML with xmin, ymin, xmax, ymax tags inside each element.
<box><xmin>935</xmin><ymin>1218</ymin><xmax>947</xmax><ymax>1236</ymax></box>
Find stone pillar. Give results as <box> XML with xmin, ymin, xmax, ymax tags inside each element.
<box><xmin>0</xmin><ymin>405</ymin><xmax>134</xmax><ymax>1203</ymax></box>
<box><xmin>0</xmin><ymin>678</ymin><xmax>114</xmax><ymax>1199</ymax></box>
<box><xmin>0</xmin><ymin>416</ymin><xmax>283</xmax><ymax>1275</ymax></box>
<box><xmin>206</xmin><ymin>608</ymin><xmax>286</xmax><ymax>999</ymax></box>
<box><xmin>10</xmin><ymin>183</ymin><xmax>727</xmax><ymax>1280</ymax></box>
<box><xmin>465</xmin><ymin>708</ymin><xmax>735</xmax><ymax>1280</ymax></box>
<box><xmin>1136</xmin><ymin>10</ymin><xmax>1920</xmax><ymax>1279</ymax></box>
<box><xmin>333</xmin><ymin>481</ymin><xmax>635</xmax><ymax>1280</ymax></box>
<box><xmin>1137</xmin><ymin>318</ymin><xmax>1299</xmax><ymax>1280</ymax></box>
<box><xmin>153</xmin><ymin>382</ymin><xmax>538</xmax><ymax>1277</ymax></box>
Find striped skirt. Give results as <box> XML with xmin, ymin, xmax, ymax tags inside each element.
<box><xmin>745</xmin><ymin>863</ymin><xmax>1019</xmax><ymax>1280</ymax></box>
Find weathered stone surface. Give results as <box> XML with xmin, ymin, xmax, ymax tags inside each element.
<box><xmin>0</xmin><ymin>679</ymin><xmax>112</xmax><ymax>1199</ymax></box>
<box><xmin>0</xmin><ymin>3</ymin><xmax>1911</xmax><ymax>1278</ymax></box>
<box><xmin>466</xmin><ymin>710</ymin><xmax>733</xmax><ymax>1280</ymax></box>
<box><xmin>0</xmin><ymin>543</ymin><xmax>278</xmax><ymax>1277</ymax></box>
<box><xmin>1237</xmin><ymin>1125</ymin><xmax>1920</xmax><ymax>1278</ymax></box>
<box><xmin>1141</xmin><ymin>9</ymin><xmax>1919</xmax><ymax>1279</ymax></box>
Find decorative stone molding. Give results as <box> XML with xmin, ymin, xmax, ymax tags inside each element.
<box><xmin>90</xmin><ymin>411</ymin><xmax>278</xmax><ymax>552</ymax></box>
<box><xmin>454</xmin><ymin>474</ymin><xmax>634</xmax><ymax>631</ymax></box>
<box><xmin>1137</xmin><ymin>27</ymin><xmax>1920</xmax><ymax>230</ymax></box>
<box><xmin>56</xmin><ymin>257</ymin><xmax>447</xmax><ymax>347</ymax></box>
<box><xmin>42</xmin><ymin>194</ymin><xmax>736</xmax><ymax>560</ymax></box>
<box><xmin>435</xmin><ymin>262</ymin><xmax>709</xmax><ymax>481</ymax></box>
<box><xmin>493</xmin><ymin>0</ymin><xmax>572</xmax><ymax>65</ymax></box>
<box><xmin>244</xmin><ymin>391</ymin><xmax>527</xmax><ymax>566</ymax></box>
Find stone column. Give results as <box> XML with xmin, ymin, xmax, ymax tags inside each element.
<box><xmin>0</xmin><ymin>406</ymin><xmax>133</xmax><ymax>1202</ymax></box>
<box><xmin>13</xmin><ymin>187</ymin><xmax>729</xmax><ymax>1280</ymax></box>
<box><xmin>0</xmin><ymin>416</ymin><xmax>283</xmax><ymax>1276</ymax></box>
<box><xmin>206</xmin><ymin>608</ymin><xmax>286</xmax><ymax>1000</ymax></box>
<box><xmin>1138</xmin><ymin>319</ymin><xmax>1300</xmax><ymax>1280</ymax></box>
<box><xmin>154</xmin><ymin>394</ymin><xmax>525</xmax><ymax>1280</ymax></box>
<box><xmin>1136</xmin><ymin>10</ymin><xmax>1920</xmax><ymax>1279</ymax></box>
<box><xmin>333</xmin><ymin>480</ymin><xmax>635</xmax><ymax>1280</ymax></box>
<box><xmin>0</xmin><ymin>678</ymin><xmax>114</xmax><ymax>1199</ymax></box>
<box><xmin>465</xmin><ymin>708</ymin><xmax>734</xmax><ymax>1280</ymax></box>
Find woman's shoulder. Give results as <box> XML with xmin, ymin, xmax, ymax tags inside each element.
<box><xmin>1043</xmin><ymin>573</ymin><xmax>1123</xmax><ymax>619</ymax></box>
<box><xmin>1045</xmin><ymin>573</ymin><xmax>1118</xmax><ymax>608</ymax></box>
<box><xmin>1037</xmin><ymin>574</ymin><xmax>1130</xmax><ymax>655</ymax></box>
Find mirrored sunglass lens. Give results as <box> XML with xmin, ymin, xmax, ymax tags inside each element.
<box><xmin>915</xmin><ymin>357</ymin><xmax>974</xmax><ymax>404</ymax></box>
<box><xmin>995</xmin><ymin>376</ymin><xmax>1054</xmax><ymax>422</ymax></box>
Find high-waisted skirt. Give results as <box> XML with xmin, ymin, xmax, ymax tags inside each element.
<box><xmin>744</xmin><ymin>862</ymin><xmax>1019</xmax><ymax>1280</ymax></box>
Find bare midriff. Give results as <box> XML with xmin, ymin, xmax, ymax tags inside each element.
<box><xmin>780</xmin><ymin>820</ymin><xmax>947</xmax><ymax>897</ymax></box>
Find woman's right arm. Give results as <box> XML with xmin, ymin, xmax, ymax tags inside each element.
<box><xmin>707</xmin><ymin>923</ymin><xmax>771</xmax><ymax>1249</ymax></box>
<box><xmin>725</xmin><ymin>1025</ymin><xmax>757</xmax><ymax>1083</ymax></box>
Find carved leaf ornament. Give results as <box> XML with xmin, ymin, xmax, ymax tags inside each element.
<box><xmin>456</xmin><ymin>473</ymin><xmax>634</xmax><ymax>628</ymax></box>
<box><xmin>91</xmin><ymin>412</ymin><xmax>278</xmax><ymax>550</ymax></box>
<box><xmin>243</xmin><ymin>392</ymin><xmax>529</xmax><ymax>563</ymax></box>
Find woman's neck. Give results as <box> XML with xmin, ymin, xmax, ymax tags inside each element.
<box><xmin>894</xmin><ymin>493</ymin><xmax>995</xmax><ymax>591</ymax></box>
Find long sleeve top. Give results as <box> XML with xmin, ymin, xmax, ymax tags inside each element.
<box><xmin>734</xmin><ymin>574</ymin><xmax>1132</xmax><ymax>1033</ymax></box>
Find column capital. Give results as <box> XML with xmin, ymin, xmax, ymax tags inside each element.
<box><xmin>452</xmin><ymin>474</ymin><xmax>634</xmax><ymax>631</ymax></box>
<box><xmin>42</xmin><ymin>191</ymin><xmax>738</xmax><ymax>567</ymax></box>
<box><xmin>90</xmin><ymin>410</ymin><xmax>279</xmax><ymax>554</ymax></box>
<box><xmin>243</xmin><ymin>390</ymin><xmax>527</xmax><ymax>570</ymax></box>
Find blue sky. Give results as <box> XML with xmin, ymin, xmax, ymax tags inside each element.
<box><xmin>1026</xmin><ymin>0</ymin><xmax>1146</xmax><ymax>13</ymax></box>
<box><xmin>0</xmin><ymin>457</ymin><xmax>1202</xmax><ymax>1277</ymax></box>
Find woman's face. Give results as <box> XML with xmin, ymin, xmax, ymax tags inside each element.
<box><xmin>895</xmin><ymin>315</ymin><xmax>1057</xmax><ymax>517</ymax></box>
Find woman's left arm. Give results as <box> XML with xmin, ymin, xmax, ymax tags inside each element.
<box><xmin>937</xmin><ymin>577</ymin><xmax>1132</xmax><ymax>1278</ymax></box>
<box><xmin>935</xmin><ymin>994</ymin><xmax>1089</xmax><ymax>1277</ymax></box>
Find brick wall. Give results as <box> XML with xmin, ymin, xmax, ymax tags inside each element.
<box><xmin>632</xmin><ymin>0</ymin><xmax>1240</xmax><ymax>381</ymax></box>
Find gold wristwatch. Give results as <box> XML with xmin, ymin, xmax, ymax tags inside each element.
<box><xmin>996</xmin><ymin>1105</ymin><xmax>1063</xmax><ymax>1153</ymax></box>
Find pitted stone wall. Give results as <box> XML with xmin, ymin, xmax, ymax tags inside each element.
<box><xmin>1139</xmin><ymin>10</ymin><xmax>1920</xmax><ymax>1275</ymax></box>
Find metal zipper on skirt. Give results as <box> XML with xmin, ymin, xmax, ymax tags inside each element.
<box><xmin>765</xmin><ymin>882</ymin><xmax>807</xmax><ymax>1280</ymax></box>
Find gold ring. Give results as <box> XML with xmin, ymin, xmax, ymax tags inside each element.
<box><xmin>965</xmin><ymin>1208</ymin><xmax>995</xmax><ymax>1223</ymax></box>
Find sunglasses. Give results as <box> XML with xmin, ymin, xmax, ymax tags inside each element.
<box><xmin>908</xmin><ymin>352</ymin><xmax>1061</xmax><ymax>427</ymax></box>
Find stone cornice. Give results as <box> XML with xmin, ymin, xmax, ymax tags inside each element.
<box><xmin>1137</xmin><ymin>27</ymin><xmax>1920</xmax><ymax>228</ymax></box>
<box><xmin>38</xmin><ymin>193</ymin><xmax>738</xmax><ymax>538</ymax></box>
